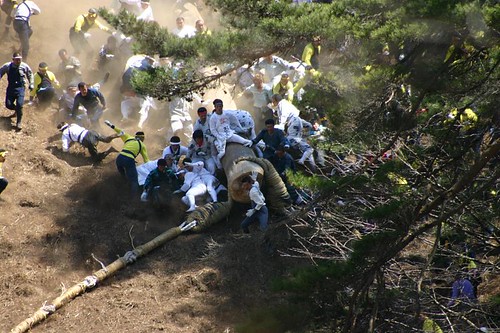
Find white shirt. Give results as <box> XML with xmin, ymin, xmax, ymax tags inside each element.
<box><xmin>193</xmin><ymin>114</ymin><xmax>212</xmax><ymax>136</ymax></box>
<box><xmin>61</xmin><ymin>124</ymin><xmax>88</xmax><ymax>152</ymax></box>
<box><xmin>180</xmin><ymin>171</ymin><xmax>203</xmax><ymax>192</ymax></box>
<box><xmin>254</xmin><ymin>56</ymin><xmax>291</xmax><ymax>84</ymax></box>
<box><xmin>172</xmin><ymin>25</ymin><xmax>196</xmax><ymax>38</ymax></box>
<box><xmin>137</xmin><ymin>5</ymin><xmax>154</xmax><ymax>22</ymax></box>
<box><xmin>209</xmin><ymin>111</ymin><xmax>236</xmax><ymax>141</ymax></box>
<box><xmin>249</xmin><ymin>181</ymin><xmax>266</xmax><ymax>210</ymax></box>
<box><xmin>186</xmin><ymin>161</ymin><xmax>212</xmax><ymax>176</ymax></box>
<box><xmin>244</xmin><ymin>84</ymin><xmax>272</xmax><ymax>108</ymax></box>
<box><xmin>119</xmin><ymin>0</ymin><xmax>141</xmax><ymax>14</ymax></box>
<box><xmin>169</xmin><ymin>97</ymin><xmax>192</xmax><ymax>121</ymax></box>
<box><xmin>162</xmin><ymin>145</ymin><xmax>188</xmax><ymax>160</ymax></box>
<box><xmin>12</xmin><ymin>1</ymin><xmax>41</xmax><ymax>20</ymax></box>
<box><xmin>276</xmin><ymin>100</ymin><xmax>300</xmax><ymax>126</ymax></box>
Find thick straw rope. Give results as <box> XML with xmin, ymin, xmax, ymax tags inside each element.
<box><xmin>11</xmin><ymin>157</ymin><xmax>289</xmax><ymax>332</ymax></box>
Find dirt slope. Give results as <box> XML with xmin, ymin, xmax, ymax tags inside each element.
<box><xmin>0</xmin><ymin>1</ymin><xmax>291</xmax><ymax>332</ymax></box>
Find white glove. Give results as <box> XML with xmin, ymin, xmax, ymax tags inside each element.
<box><xmin>106</xmin><ymin>54</ymin><xmax>115</xmax><ymax>59</ymax></box>
<box><xmin>124</xmin><ymin>36</ymin><xmax>132</xmax><ymax>43</ymax></box>
<box><xmin>83</xmin><ymin>32</ymin><xmax>92</xmax><ymax>39</ymax></box>
<box><xmin>104</xmin><ymin>120</ymin><xmax>115</xmax><ymax>129</ymax></box>
<box><xmin>140</xmin><ymin>191</ymin><xmax>148</xmax><ymax>202</ymax></box>
<box><xmin>246</xmin><ymin>209</ymin><xmax>255</xmax><ymax>217</ymax></box>
<box><xmin>250</xmin><ymin>171</ymin><xmax>258</xmax><ymax>182</ymax></box>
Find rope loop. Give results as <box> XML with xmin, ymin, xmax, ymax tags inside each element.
<box><xmin>83</xmin><ymin>275</ymin><xmax>98</xmax><ymax>289</ymax></box>
<box><xmin>123</xmin><ymin>250</ymin><xmax>138</xmax><ymax>264</ymax></box>
<box><xmin>179</xmin><ymin>220</ymin><xmax>198</xmax><ymax>232</ymax></box>
<box><xmin>40</xmin><ymin>302</ymin><xmax>56</xmax><ymax>315</ymax></box>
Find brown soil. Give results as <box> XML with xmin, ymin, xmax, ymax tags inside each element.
<box><xmin>0</xmin><ymin>2</ymin><xmax>292</xmax><ymax>332</ymax></box>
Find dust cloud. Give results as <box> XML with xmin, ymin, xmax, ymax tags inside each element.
<box><xmin>0</xmin><ymin>0</ymin><xmax>249</xmax><ymax>150</ymax></box>
<box><xmin>1</xmin><ymin>0</ymin><xmax>216</xmax><ymax>67</ymax></box>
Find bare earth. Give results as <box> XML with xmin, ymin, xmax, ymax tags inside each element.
<box><xmin>0</xmin><ymin>1</ymin><xmax>291</xmax><ymax>332</ymax></box>
<box><xmin>0</xmin><ymin>76</ymin><xmax>290</xmax><ymax>333</ymax></box>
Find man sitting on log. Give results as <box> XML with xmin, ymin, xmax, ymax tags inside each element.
<box><xmin>252</xmin><ymin>118</ymin><xmax>289</xmax><ymax>160</ymax></box>
<box><xmin>209</xmin><ymin>99</ymin><xmax>253</xmax><ymax>168</ymax></box>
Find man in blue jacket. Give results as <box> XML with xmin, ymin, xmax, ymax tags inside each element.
<box><xmin>72</xmin><ymin>81</ymin><xmax>106</xmax><ymax>128</ymax></box>
<box><xmin>0</xmin><ymin>52</ymin><xmax>34</xmax><ymax>131</ymax></box>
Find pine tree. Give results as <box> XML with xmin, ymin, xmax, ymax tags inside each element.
<box><xmin>100</xmin><ymin>1</ymin><xmax>499</xmax><ymax>332</ymax></box>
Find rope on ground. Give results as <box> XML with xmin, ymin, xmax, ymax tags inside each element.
<box><xmin>10</xmin><ymin>198</ymin><xmax>236</xmax><ymax>333</ymax></box>
<box><xmin>11</xmin><ymin>159</ymin><xmax>275</xmax><ymax>332</ymax></box>
<box><xmin>10</xmin><ymin>225</ymin><xmax>183</xmax><ymax>333</ymax></box>
<box><xmin>186</xmin><ymin>200</ymin><xmax>234</xmax><ymax>232</ymax></box>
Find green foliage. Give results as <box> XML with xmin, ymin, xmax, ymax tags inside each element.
<box><xmin>235</xmin><ymin>304</ymin><xmax>309</xmax><ymax>333</ymax></box>
<box><xmin>272</xmin><ymin>261</ymin><xmax>343</xmax><ymax>293</ymax></box>
<box><xmin>99</xmin><ymin>1</ymin><xmax>500</xmax><ymax>331</ymax></box>
<box><xmin>363</xmin><ymin>200</ymin><xmax>403</xmax><ymax>219</ymax></box>
<box><xmin>373</xmin><ymin>160</ymin><xmax>404</xmax><ymax>181</ymax></box>
<box><xmin>488</xmin><ymin>294</ymin><xmax>500</xmax><ymax>306</ymax></box>
<box><xmin>286</xmin><ymin>171</ymin><xmax>336</xmax><ymax>192</ymax></box>
<box><xmin>274</xmin><ymin>231</ymin><xmax>402</xmax><ymax>294</ymax></box>
<box><xmin>350</xmin><ymin>231</ymin><xmax>402</xmax><ymax>264</ymax></box>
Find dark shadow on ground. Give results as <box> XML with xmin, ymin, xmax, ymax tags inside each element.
<box><xmin>0</xmin><ymin>113</ymin><xmax>16</xmax><ymax>131</ymax></box>
<box><xmin>31</xmin><ymin>161</ymin><xmax>300</xmax><ymax>332</ymax></box>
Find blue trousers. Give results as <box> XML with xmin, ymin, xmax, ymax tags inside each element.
<box><xmin>0</xmin><ymin>177</ymin><xmax>8</xmax><ymax>195</ymax></box>
<box><xmin>13</xmin><ymin>19</ymin><xmax>32</xmax><ymax>59</ymax></box>
<box><xmin>116</xmin><ymin>154</ymin><xmax>139</xmax><ymax>196</ymax></box>
<box><xmin>87</xmin><ymin>106</ymin><xmax>104</xmax><ymax>128</ymax></box>
<box><xmin>36</xmin><ymin>86</ymin><xmax>56</xmax><ymax>106</ymax></box>
<box><xmin>241</xmin><ymin>205</ymin><xmax>268</xmax><ymax>233</ymax></box>
<box><xmin>5</xmin><ymin>87</ymin><xmax>25</xmax><ymax>127</ymax></box>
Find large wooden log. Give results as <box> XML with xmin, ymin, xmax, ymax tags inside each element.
<box><xmin>11</xmin><ymin>144</ymin><xmax>286</xmax><ymax>333</ymax></box>
<box><xmin>222</xmin><ymin>143</ymin><xmax>263</xmax><ymax>203</ymax></box>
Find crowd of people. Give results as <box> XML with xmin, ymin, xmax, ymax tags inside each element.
<box><xmin>0</xmin><ymin>1</ymin><xmax>494</xmax><ymax>330</ymax></box>
<box><xmin>0</xmin><ymin>0</ymin><xmax>326</xmax><ymax>233</ymax></box>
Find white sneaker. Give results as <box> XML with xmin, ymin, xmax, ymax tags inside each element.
<box><xmin>186</xmin><ymin>206</ymin><xmax>197</xmax><ymax>212</ymax></box>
